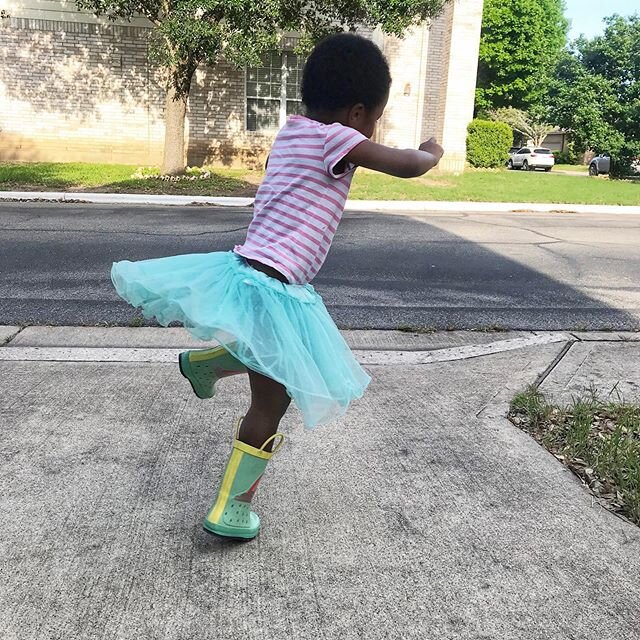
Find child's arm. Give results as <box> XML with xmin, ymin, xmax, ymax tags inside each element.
<box><xmin>344</xmin><ymin>137</ymin><xmax>444</xmax><ymax>178</ymax></box>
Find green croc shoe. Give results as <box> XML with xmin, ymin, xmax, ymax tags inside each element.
<box><xmin>179</xmin><ymin>345</ymin><xmax>247</xmax><ymax>399</ymax></box>
<box><xmin>203</xmin><ymin>422</ymin><xmax>285</xmax><ymax>540</ymax></box>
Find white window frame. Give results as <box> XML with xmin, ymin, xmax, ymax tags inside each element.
<box><xmin>245</xmin><ymin>51</ymin><xmax>304</xmax><ymax>133</ymax></box>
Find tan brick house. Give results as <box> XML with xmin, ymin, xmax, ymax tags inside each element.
<box><xmin>0</xmin><ymin>0</ymin><xmax>483</xmax><ymax>172</ymax></box>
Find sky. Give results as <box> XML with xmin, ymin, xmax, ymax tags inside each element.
<box><xmin>564</xmin><ymin>0</ymin><xmax>639</xmax><ymax>40</ymax></box>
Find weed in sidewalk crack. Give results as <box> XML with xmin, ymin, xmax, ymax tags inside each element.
<box><xmin>509</xmin><ymin>385</ymin><xmax>640</xmax><ymax>527</ymax></box>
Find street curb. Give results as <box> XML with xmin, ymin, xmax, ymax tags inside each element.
<box><xmin>0</xmin><ymin>333</ymin><xmax>573</xmax><ymax>365</ymax></box>
<box><xmin>0</xmin><ymin>191</ymin><xmax>255</xmax><ymax>208</ymax></box>
<box><xmin>1</xmin><ymin>191</ymin><xmax>639</xmax><ymax>215</ymax></box>
<box><xmin>344</xmin><ymin>200</ymin><xmax>640</xmax><ymax>215</ymax></box>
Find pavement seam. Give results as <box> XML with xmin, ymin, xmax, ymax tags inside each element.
<box><xmin>532</xmin><ymin>340</ymin><xmax>576</xmax><ymax>389</ymax></box>
<box><xmin>569</xmin><ymin>332</ymin><xmax>640</xmax><ymax>342</ymax></box>
<box><xmin>562</xmin><ymin>343</ymin><xmax>597</xmax><ymax>393</ymax></box>
<box><xmin>1</xmin><ymin>326</ymin><xmax>24</xmax><ymax>346</ymax></box>
<box><xmin>474</xmin><ymin>340</ymin><xmax>573</xmax><ymax>420</ymax></box>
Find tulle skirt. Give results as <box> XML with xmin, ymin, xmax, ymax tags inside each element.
<box><xmin>111</xmin><ymin>250</ymin><xmax>370</xmax><ymax>427</ymax></box>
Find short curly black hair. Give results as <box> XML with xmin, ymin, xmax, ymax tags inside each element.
<box><xmin>301</xmin><ymin>33</ymin><xmax>391</xmax><ymax>112</ymax></box>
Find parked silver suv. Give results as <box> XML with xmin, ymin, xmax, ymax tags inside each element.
<box><xmin>588</xmin><ymin>153</ymin><xmax>640</xmax><ymax>176</ymax></box>
<box><xmin>589</xmin><ymin>154</ymin><xmax>610</xmax><ymax>176</ymax></box>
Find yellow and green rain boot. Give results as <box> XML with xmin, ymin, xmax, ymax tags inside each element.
<box><xmin>202</xmin><ymin>422</ymin><xmax>285</xmax><ymax>540</ymax></box>
<box><xmin>179</xmin><ymin>345</ymin><xmax>247</xmax><ymax>399</ymax></box>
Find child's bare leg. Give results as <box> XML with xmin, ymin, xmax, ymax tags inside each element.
<box><xmin>202</xmin><ymin>368</ymin><xmax>288</xmax><ymax>539</ymax></box>
<box><xmin>239</xmin><ymin>368</ymin><xmax>291</xmax><ymax>450</ymax></box>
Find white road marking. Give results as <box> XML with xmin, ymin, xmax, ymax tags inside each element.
<box><xmin>0</xmin><ymin>333</ymin><xmax>572</xmax><ymax>365</ymax></box>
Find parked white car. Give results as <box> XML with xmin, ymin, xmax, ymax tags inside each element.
<box><xmin>508</xmin><ymin>147</ymin><xmax>555</xmax><ymax>172</ymax></box>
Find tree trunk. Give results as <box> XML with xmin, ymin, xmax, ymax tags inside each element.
<box><xmin>161</xmin><ymin>62</ymin><xmax>197</xmax><ymax>175</ymax></box>
<box><xmin>161</xmin><ymin>83</ymin><xmax>189</xmax><ymax>175</ymax></box>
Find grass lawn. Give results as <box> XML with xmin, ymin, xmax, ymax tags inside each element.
<box><xmin>350</xmin><ymin>167</ymin><xmax>640</xmax><ymax>205</ymax></box>
<box><xmin>0</xmin><ymin>161</ymin><xmax>638</xmax><ymax>205</ymax></box>
<box><xmin>0</xmin><ymin>162</ymin><xmax>262</xmax><ymax>197</ymax></box>
<box><xmin>554</xmin><ymin>163</ymin><xmax>588</xmax><ymax>173</ymax></box>
<box><xmin>510</xmin><ymin>387</ymin><xmax>640</xmax><ymax>526</ymax></box>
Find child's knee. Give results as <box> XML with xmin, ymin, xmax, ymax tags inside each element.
<box><xmin>271</xmin><ymin>392</ymin><xmax>291</xmax><ymax>417</ymax></box>
<box><xmin>255</xmin><ymin>392</ymin><xmax>290</xmax><ymax>418</ymax></box>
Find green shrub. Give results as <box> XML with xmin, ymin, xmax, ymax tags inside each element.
<box><xmin>610</xmin><ymin>142</ymin><xmax>640</xmax><ymax>179</ymax></box>
<box><xmin>554</xmin><ymin>149</ymin><xmax>580</xmax><ymax>165</ymax></box>
<box><xmin>466</xmin><ymin>119</ymin><xmax>513</xmax><ymax>168</ymax></box>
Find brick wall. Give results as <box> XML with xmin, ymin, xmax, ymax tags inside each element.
<box><xmin>435</xmin><ymin>0</ymin><xmax>484</xmax><ymax>173</ymax></box>
<box><xmin>0</xmin><ymin>17</ymin><xmax>274</xmax><ymax>167</ymax></box>
<box><xmin>186</xmin><ymin>62</ymin><xmax>272</xmax><ymax>168</ymax></box>
<box><xmin>0</xmin><ymin>18</ymin><xmax>166</xmax><ymax>164</ymax></box>
<box><xmin>379</xmin><ymin>24</ymin><xmax>430</xmax><ymax>150</ymax></box>
<box><xmin>422</xmin><ymin>16</ymin><xmax>448</xmax><ymax>141</ymax></box>
<box><xmin>377</xmin><ymin>0</ymin><xmax>483</xmax><ymax>173</ymax></box>
<box><xmin>0</xmin><ymin>1</ymin><xmax>483</xmax><ymax>171</ymax></box>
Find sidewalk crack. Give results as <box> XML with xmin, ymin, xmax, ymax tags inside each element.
<box><xmin>533</xmin><ymin>339</ymin><xmax>577</xmax><ymax>389</ymax></box>
<box><xmin>1</xmin><ymin>325</ymin><xmax>25</xmax><ymax>346</ymax></box>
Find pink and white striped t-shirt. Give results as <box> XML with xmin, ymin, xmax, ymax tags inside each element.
<box><xmin>234</xmin><ymin>115</ymin><xmax>367</xmax><ymax>284</ymax></box>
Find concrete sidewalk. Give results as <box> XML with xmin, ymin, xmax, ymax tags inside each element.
<box><xmin>1</xmin><ymin>327</ymin><xmax>639</xmax><ymax>639</ymax></box>
<box><xmin>2</xmin><ymin>190</ymin><xmax>640</xmax><ymax>215</ymax></box>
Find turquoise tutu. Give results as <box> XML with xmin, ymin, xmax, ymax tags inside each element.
<box><xmin>111</xmin><ymin>250</ymin><xmax>370</xmax><ymax>428</ymax></box>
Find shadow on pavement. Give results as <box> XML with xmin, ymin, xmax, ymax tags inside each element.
<box><xmin>0</xmin><ymin>203</ymin><xmax>638</xmax><ymax>330</ymax></box>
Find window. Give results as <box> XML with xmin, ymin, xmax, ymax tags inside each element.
<box><xmin>246</xmin><ymin>51</ymin><xmax>305</xmax><ymax>132</ymax></box>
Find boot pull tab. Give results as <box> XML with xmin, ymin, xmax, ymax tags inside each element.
<box><xmin>260</xmin><ymin>433</ymin><xmax>285</xmax><ymax>454</ymax></box>
<box><xmin>234</xmin><ymin>416</ymin><xmax>244</xmax><ymax>441</ymax></box>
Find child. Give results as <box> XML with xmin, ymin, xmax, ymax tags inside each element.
<box><xmin>111</xmin><ymin>32</ymin><xmax>443</xmax><ymax>540</ymax></box>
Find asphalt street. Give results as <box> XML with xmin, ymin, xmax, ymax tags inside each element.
<box><xmin>1</xmin><ymin>202</ymin><xmax>639</xmax><ymax>330</ymax></box>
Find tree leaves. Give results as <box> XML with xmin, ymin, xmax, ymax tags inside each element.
<box><xmin>476</xmin><ymin>0</ymin><xmax>568</xmax><ymax>113</ymax></box>
<box><xmin>75</xmin><ymin>0</ymin><xmax>451</xmax><ymax>85</ymax></box>
<box><xmin>548</xmin><ymin>15</ymin><xmax>640</xmax><ymax>165</ymax></box>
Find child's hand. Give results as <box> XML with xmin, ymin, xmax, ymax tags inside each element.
<box><xmin>419</xmin><ymin>138</ymin><xmax>444</xmax><ymax>162</ymax></box>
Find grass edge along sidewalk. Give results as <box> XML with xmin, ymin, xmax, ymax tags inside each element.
<box><xmin>0</xmin><ymin>162</ymin><xmax>639</xmax><ymax>206</ymax></box>
<box><xmin>509</xmin><ymin>386</ymin><xmax>640</xmax><ymax>527</ymax></box>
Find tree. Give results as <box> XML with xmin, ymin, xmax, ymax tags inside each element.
<box><xmin>549</xmin><ymin>15</ymin><xmax>640</xmax><ymax>174</ymax></box>
<box><xmin>75</xmin><ymin>0</ymin><xmax>450</xmax><ymax>174</ymax></box>
<box><xmin>491</xmin><ymin>107</ymin><xmax>555</xmax><ymax>147</ymax></box>
<box><xmin>549</xmin><ymin>52</ymin><xmax>623</xmax><ymax>155</ymax></box>
<box><xmin>476</xmin><ymin>0</ymin><xmax>568</xmax><ymax>113</ymax></box>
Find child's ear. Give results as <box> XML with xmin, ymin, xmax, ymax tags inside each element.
<box><xmin>347</xmin><ymin>103</ymin><xmax>366</xmax><ymax>127</ymax></box>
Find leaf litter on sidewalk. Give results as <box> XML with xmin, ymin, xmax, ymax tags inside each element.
<box><xmin>509</xmin><ymin>386</ymin><xmax>640</xmax><ymax>527</ymax></box>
